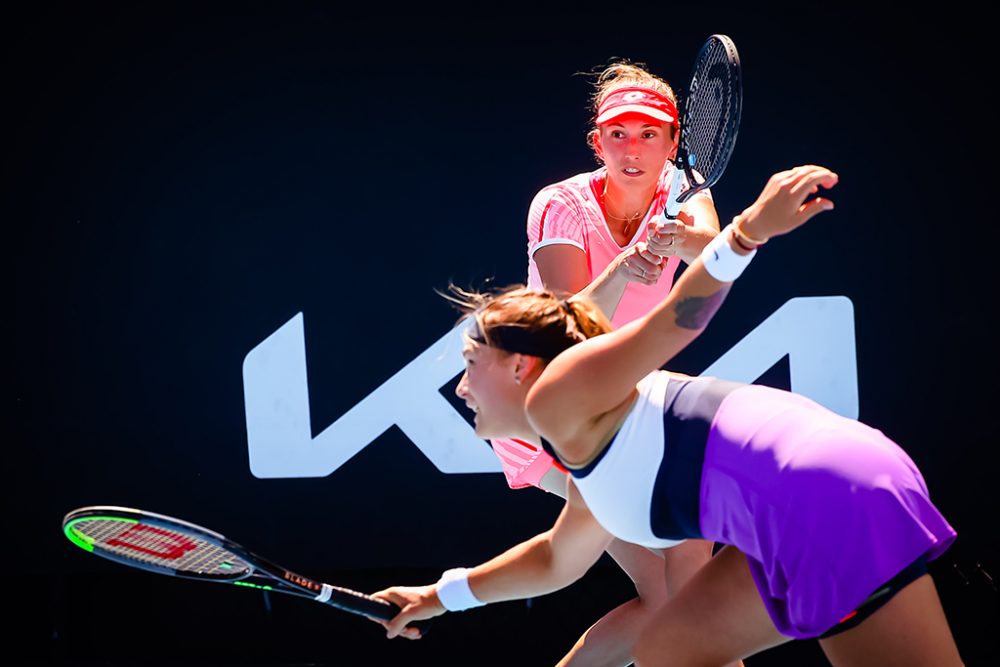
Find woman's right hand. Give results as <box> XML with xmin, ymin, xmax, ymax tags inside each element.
<box><xmin>616</xmin><ymin>242</ymin><xmax>667</xmax><ymax>286</ymax></box>
<box><xmin>370</xmin><ymin>584</ymin><xmax>445</xmax><ymax>640</ymax></box>
<box><xmin>734</xmin><ymin>165</ymin><xmax>838</xmax><ymax>243</ymax></box>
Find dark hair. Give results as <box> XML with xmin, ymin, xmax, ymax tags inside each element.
<box><xmin>443</xmin><ymin>284</ymin><xmax>613</xmax><ymax>360</ymax></box>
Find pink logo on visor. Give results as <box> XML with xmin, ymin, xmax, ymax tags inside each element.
<box><xmin>596</xmin><ymin>87</ymin><xmax>678</xmax><ymax>127</ymax></box>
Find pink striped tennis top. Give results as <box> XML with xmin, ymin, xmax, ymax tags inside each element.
<box><xmin>526</xmin><ymin>163</ymin><xmax>710</xmax><ymax>326</ymax></box>
<box><xmin>492</xmin><ymin>163</ymin><xmax>712</xmax><ymax>489</ymax></box>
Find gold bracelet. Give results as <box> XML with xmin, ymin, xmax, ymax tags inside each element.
<box><xmin>732</xmin><ymin>219</ymin><xmax>768</xmax><ymax>249</ymax></box>
<box><xmin>729</xmin><ymin>226</ymin><xmax>756</xmax><ymax>252</ymax></box>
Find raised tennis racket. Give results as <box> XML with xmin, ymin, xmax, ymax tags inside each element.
<box><xmin>63</xmin><ymin>505</ymin><xmax>430</xmax><ymax>633</ymax></box>
<box><xmin>653</xmin><ymin>34</ymin><xmax>742</xmax><ymax>251</ymax></box>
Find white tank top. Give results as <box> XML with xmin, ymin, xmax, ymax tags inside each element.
<box><xmin>573</xmin><ymin>371</ymin><xmax>686</xmax><ymax>549</ymax></box>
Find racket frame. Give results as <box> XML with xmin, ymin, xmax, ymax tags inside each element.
<box><xmin>62</xmin><ymin>505</ymin><xmax>414</xmax><ymax>625</ymax></box>
<box><xmin>662</xmin><ymin>34</ymin><xmax>742</xmax><ymax>220</ymax></box>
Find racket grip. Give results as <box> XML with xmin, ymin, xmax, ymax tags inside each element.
<box><xmin>326</xmin><ymin>586</ymin><xmax>433</xmax><ymax>635</ymax></box>
<box><xmin>663</xmin><ymin>166</ymin><xmax>684</xmax><ymax>219</ymax></box>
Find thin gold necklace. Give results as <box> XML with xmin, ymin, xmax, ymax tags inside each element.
<box><xmin>602</xmin><ymin>177</ymin><xmax>647</xmax><ymax>237</ymax></box>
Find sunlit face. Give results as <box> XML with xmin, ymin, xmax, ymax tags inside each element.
<box><xmin>594</xmin><ymin>115</ymin><xmax>677</xmax><ymax>190</ymax></box>
<box><xmin>455</xmin><ymin>339</ymin><xmax>529</xmax><ymax>440</ymax></box>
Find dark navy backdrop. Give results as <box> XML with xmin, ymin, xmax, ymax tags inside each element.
<box><xmin>10</xmin><ymin>3</ymin><xmax>997</xmax><ymax>665</ymax></box>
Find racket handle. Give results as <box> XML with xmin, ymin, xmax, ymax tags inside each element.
<box><xmin>325</xmin><ymin>585</ymin><xmax>433</xmax><ymax>635</ymax></box>
<box><xmin>663</xmin><ymin>166</ymin><xmax>684</xmax><ymax>219</ymax></box>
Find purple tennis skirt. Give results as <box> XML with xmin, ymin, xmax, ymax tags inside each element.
<box><xmin>699</xmin><ymin>384</ymin><xmax>957</xmax><ymax>639</ymax></box>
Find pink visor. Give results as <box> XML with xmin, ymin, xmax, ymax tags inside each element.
<box><xmin>595</xmin><ymin>86</ymin><xmax>678</xmax><ymax>127</ymax></box>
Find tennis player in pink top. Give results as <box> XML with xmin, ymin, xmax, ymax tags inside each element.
<box><xmin>494</xmin><ymin>62</ymin><xmax>721</xmax><ymax>491</ymax></box>
<box><xmin>487</xmin><ymin>61</ymin><xmax>737</xmax><ymax>667</ymax></box>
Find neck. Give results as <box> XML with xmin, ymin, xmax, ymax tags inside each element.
<box><xmin>518</xmin><ymin>432</ymin><xmax>543</xmax><ymax>448</ymax></box>
<box><xmin>505</xmin><ymin>416</ymin><xmax>542</xmax><ymax>445</ymax></box>
<box><xmin>603</xmin><ymin>174</ymin><xmax>655</xmax><ymax>226</ymax></box>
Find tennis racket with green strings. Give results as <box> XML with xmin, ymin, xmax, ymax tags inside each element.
<box><xmin>63</xmin><ymin>505</ymin><xmax>430</xmax><ymax>634</ymax></box>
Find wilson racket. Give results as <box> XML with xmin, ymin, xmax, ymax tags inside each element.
<box><xmin>63</xmin><ymin>505</ymin><xmax>430</xmax><ymax>634</ymax></box>
<box><xmin>654</xmin><ymin>34</ymin><xmax>742</xmax><ymax>250</ymax></box>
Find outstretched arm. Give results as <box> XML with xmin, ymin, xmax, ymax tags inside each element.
<box><xmin>528</xmin><ymin>166</ymin><xmax>838</xmax><ymax>456</ymax></box>
<box><xmin>372</xmin><ymin>480</ymin><xmax>612</xmax><ymax>639</ymax></box>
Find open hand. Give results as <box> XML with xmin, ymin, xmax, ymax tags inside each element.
<box><xmin>735</xmin><ymin>165</ymin><xmax>838</xmax><ymax>242</ymax></box>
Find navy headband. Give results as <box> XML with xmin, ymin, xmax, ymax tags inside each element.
<box><xmin>467</xmin><ymin>314</ymin><xmax>578</xmax><ymax>360</ymax></box>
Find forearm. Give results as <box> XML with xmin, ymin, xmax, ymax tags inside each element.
<box><xmin>645</xmin><ymin>225</ymin><xmax>748</xmax><ymax>343</ymax></box>
<box><xmin>575</xmin><ymin>259</ymin><xmax>631</xmax><ymax>320</ymax></box>
<box><xmin>376</xmin><ymin>497</ymin><xmax>607</xmax><ymax>637</ymax></box>
<box><xmin>467</xmin><ymin>531</ymin><xmax>583</xmax><ymax>603</ymax></box>
<box><xmin>674</xmin><ymin>223</ymin><xmax>718</xmax><ymax>265</ymax></box>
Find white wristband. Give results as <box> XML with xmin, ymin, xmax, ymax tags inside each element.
<box><xmin>700</xmin><ymin>225</ymin><xmax>756</xmax><ymax>282</ymax></box>
<box><xmin>435</xmin><ymin>567</ymin><xmax>485</xmax><ymax>612</ymax></box>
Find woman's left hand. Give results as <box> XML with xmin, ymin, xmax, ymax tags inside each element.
<box><xmin>646</xmin><ymin>217</ymin><xmax>688</xmax><ymax>258</ymax></box>
<box><xmin>734</xmin><ymin>165</ymin><xmax>838</xmax><ymax>242</ymax></box>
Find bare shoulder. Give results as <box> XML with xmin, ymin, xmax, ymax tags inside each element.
<box><xmin>532</xmin><ymin>387</ymin><xmax>639</xmax><ymax>470</ymax></box>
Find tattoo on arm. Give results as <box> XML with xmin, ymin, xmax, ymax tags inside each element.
<box><xmin>673</xmin><ymin>288</ymin><xmax>730</xmax><ymax>330</ymax></box>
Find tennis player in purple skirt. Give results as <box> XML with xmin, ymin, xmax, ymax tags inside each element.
<box><xmin>373</xmin><ymin>165</ymin><xmax>961</xmax><ymax>666</ymax></box>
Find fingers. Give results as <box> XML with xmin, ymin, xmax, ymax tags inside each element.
<box><xmin>636</xmin><ymin>247</ymin><xmax>664</xmax><ymax>265</ymax></box>
<box><xmin>742</xmin><ymin>165</ymin><xmax>839</xmax><ymax>239</ymax></box>
<box><xmin>371</xmin><ymin>588</ymin><xmax>406</xmax><ymax>607</ymax></box>
<box><xmin>768</xmin><ymin>165</ymin><xmax>834</xmax><ymax>199</ymax></box>
<box><xmin>650</xmin><ymin>220</ymin><xmax>685</xmax><ymax>236</ymax></box>
<box><xmin>369</xmin><ymin>615</ymin><xmax>421</xmax><ymax>640</ymax></box>
<box><xmin>384</xmin><ymin>597</ymin><xmax>434</xmax><ymax>640</ymax></box>
<box><xmin>385</xmin><ymin>607</ymin><xmax>420</xmax><ymax>639</ymax></box>
<box><xmin>388</xmin><ymin>617</ymin><xmax>423</xmax><ymax>640</ymax></box>
<box><xmin>648</xmin><ymin>220</ymin><xmax>683</xmax><ymax>255</ymax></box>
<box><xmin>647</xmin><ymin>221</ymin><xmax>683</xmax><ymax>258</ymax></box>
<box><xmin>624</xmin><ymin>246</ymin><xmax>663</xmax><ymax>285</ymax></box>
<box><xmin>788</xmin><ymin>166</ymin><xmax>838</xmax><ymax>201</ymax></box>
<box><xmin>369</xmin><ymin>588</ymin><xmax>426</xmax><ymax>640</ymax></box>
<box><xmin>788</xmin><ymin>167</ymin><xmax>837</xmax><ymax>225</ymax></box>
<box><xmin>796</xmin><ymin>196</ymin><xmax>835</xmax><ymax>224</ymax></box>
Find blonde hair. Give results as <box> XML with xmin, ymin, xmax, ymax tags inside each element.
<box><xmin>586</xmin><ymin>59</ymin><xmax>678</xmax><ymax>156</ymax></box>
<box><xmin>444</xmin><ymin>284</ymin><xmax>613</xmax><ymax>360</ymax></box>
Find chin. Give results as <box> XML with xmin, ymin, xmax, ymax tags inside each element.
<box><xmin>475</xmin><ymin>422</ymin><xmax>506</xmax><ymax>441</ymax></box>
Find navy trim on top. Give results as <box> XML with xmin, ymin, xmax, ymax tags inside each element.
<box><xmin>539</xmin><ymin>437</ymin><xmax>610</xmax><ymax>478</ymax></box>
<box><xmin>540</xmin><ymin>376</ymin><xmax>746</xmax><ymax>541</ymax></box>
<box><xmin>539</xmin><ymin>434</ymin><xmax>614</xmax><ymax>479</ymax></box>
<box><xmin>650</xmin><ymin>378</ymin><xmax>745</xmax><ymax>540</ymax></box>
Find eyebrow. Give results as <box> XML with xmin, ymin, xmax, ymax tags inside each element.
<box><xmin>607</xmin><ymin>123</ymin><xmax>660</xmax><ymax>129</ymax></box>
